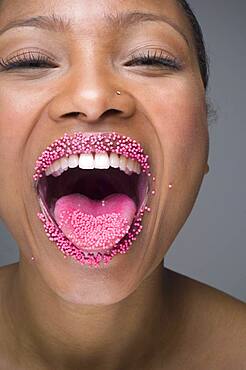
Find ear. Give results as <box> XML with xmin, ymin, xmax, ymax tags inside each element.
<box><xmin>204</xmin><ymin>163</ymin><xmax>209</xmax><ymax>174</ymax></box>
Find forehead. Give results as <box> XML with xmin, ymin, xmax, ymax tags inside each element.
<box><xmin>0</xmin><ymin>0</ymin><xmax>191</xmax><ymax>37</ymax></box>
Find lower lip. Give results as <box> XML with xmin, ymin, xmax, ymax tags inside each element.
<box><xmin>37</xmin><ymin>206</ymin><xmax>147</xmax><ymax>267</ymax></box>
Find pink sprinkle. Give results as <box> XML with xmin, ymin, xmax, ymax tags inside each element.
<box><xmin>33</xmin><ymin>132</ymin><xmax>156</xmax><ymax>267</ymax></box>
<box><xmin>37</xmin><ymin>207</ymin><xmax>146</xmax><ymax>268</ymax></box>
<box><xmin>58</xmin><ymin>211</ymin><xmax>130</xmax><ymax>249</ymax></box>
<box><xmin>33</xmin><ymin>132</ymin><xmax>150</xmax><ymax>181</ymax></box>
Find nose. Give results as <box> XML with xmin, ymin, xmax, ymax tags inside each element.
<box><xmin>48</xmin><ymin>68</ymin><xmax>136</xmax><ymax>125</ymax></box>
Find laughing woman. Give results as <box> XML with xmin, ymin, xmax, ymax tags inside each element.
<box><xmin>0</xmin><ymin>0</ymin><xmax>245</xmax><ymax>369</ymax></box>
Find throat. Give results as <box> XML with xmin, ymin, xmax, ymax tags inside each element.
<box><xmin>45</xmin><ymin>167</ymin><xmax>139</xmax><ymax>213</ymax></box>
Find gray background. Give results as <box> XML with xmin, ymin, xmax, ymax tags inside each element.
<box><xmin>0</xmin><ymin>1</ymin><xmax>245</xmax><ymax>302</ymax></box>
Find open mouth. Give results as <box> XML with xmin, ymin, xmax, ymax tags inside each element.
<box><xmin>34</xmin><ymin>132</ymin><xmax>152</xmax><ymax>267</ymax></box>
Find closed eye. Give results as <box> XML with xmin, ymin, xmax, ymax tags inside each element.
<box><xmin>0</xmin><ymin>51</ymin><xmax>57</xmax><ymax>70</ymax></box>
<box><xmin>125</xmin><ymin>50</ymin><xmax>182</xmax><ymax>70</ymax></box>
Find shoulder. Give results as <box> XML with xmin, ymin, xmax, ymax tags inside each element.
<box><xmin>165</xmin><ymin>267</ymin><xmax>246</xmax><ymax>369</ymax></box>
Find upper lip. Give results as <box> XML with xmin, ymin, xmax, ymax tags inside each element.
<box><xmin>33</xmin><ymin>131</ymin><xmax>151</xmax><ymax>183</ymax></box>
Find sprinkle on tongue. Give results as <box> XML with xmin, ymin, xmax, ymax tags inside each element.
<box><xmin>54</xmin><ymin>194</ymin><xmax>137</xmax><ymax>250</ymax></box>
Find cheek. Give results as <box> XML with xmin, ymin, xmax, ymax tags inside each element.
<box><xmin>0</xmin><ymin>82</ymin><xmax>50</xmax><ymax>179</ymax></box>
<box><xmin>146</xmin><ymin>78</ymin><xmax>209</xmax><ymax>171</ymax></box>
<box><xmin>0</xmin><ymin>85</ymin><xmax>43</xmax><ymax>219</ymax></box>
<box><xmin>0</xmin><ymin>83</ymin><xmax>43</xmax><ymax>139</ymax></box>
<box><xmin>141</xmin><ymin>78</ymin><xmax>209</xmax><ymax>260</ymax></box>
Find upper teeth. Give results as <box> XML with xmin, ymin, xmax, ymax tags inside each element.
<box><xmin>45</xmin><ymin>153</ymin><xmax>141</xmax><ymax>177</ymax></box>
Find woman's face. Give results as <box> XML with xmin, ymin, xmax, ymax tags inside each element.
<box><xmin>0</xmin><ymin>0</ymin><xmax>208</xmax><ymax>304</ymax></box>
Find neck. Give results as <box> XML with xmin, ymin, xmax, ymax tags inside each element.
<box><xmin>4</xmin><ymin>260</ymin><xmax>177</xmax><ymax>370</ymax></box>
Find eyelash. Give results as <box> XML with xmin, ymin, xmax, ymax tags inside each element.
<box><xmin>0</xmin><ymin>51</ymin><xmax>56</xmax><ymax>70</ymax></box>
<box><xmin>126</xmin><ymin>50</ymin><xmax>181</xmax><ymax>70</ymax></box>
<box><xmin>0</xmin><ymin>50</ymin><xmax>181</xmax><ymax>71</ymax></box>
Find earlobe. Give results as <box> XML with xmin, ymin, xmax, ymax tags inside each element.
<box><xmin>204</xmin><ymin>163</ymin><xmax>209</xmax><ymax>174</ymax></box>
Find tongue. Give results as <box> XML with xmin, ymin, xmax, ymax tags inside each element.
<box><xmin>54</xmin><ymin>193</ymin><xmax>137</xmax><ymax>251</ymax></box>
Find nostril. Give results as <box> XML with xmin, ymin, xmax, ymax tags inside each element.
<box><xmin>101</xmin><ymin>109</ymin><xmax>122</xmax><ymax>119</ymax></box>
<box><xmin>61</xmin><ymin>109</ymin><xmax>121</xmax><ymax>120</ymax></box>
<box><xmin>63</xmin><ymin>112</ymin><xmax>81</xmax><ymax>118</ymax></box>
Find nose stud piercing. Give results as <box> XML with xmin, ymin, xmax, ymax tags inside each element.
<box><xmin>116</xmin><ymin>90</ymin><xmax>121</xmax><ymax>95</ymax></box>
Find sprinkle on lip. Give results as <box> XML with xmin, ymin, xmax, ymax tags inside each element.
<box><xmin>37</xmin><ymin>208</ymin><xmax>145</xmax><ymax>268</ymax></box>
<box><xmin>33</xmin><ymin>132</ymin><xmax>150</xmax><ymax>182</ymax></box>
<box><xmin>34</xmin><ymin>132</ymin><xmax>154</xmax><ymax>268</ymax></box>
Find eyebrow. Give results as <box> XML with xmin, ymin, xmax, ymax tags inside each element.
<box><xmin>107</xmin><ymin>11</ymin><xmax>190</xmax><ymax>47</ymax></box>
<box><xmin>0</xmin><ymin>13</ymin><xmax>71</xmax><ymax>35</ymax></box>
<box><xmin>0</xmin><ymin>11</ymin><xmax>190</xmax><ymax>47</ymax></box>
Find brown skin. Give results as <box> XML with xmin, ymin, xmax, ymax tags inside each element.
<box><xmin>0</xmin><ymin>0</ymin><xmax>245</xmax><ymax>369</ymax></box>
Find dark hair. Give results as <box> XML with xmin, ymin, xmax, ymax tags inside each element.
<box><xmin>178</xmin><ymin>0</ymin><xmax>209</xmax><ymax>89</ymax></box>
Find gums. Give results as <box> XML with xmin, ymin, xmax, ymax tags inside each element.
<box><xmin>33</xmin><ymin>132</ymin><xmax>154</xmax><ymax>268</ymax></box>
